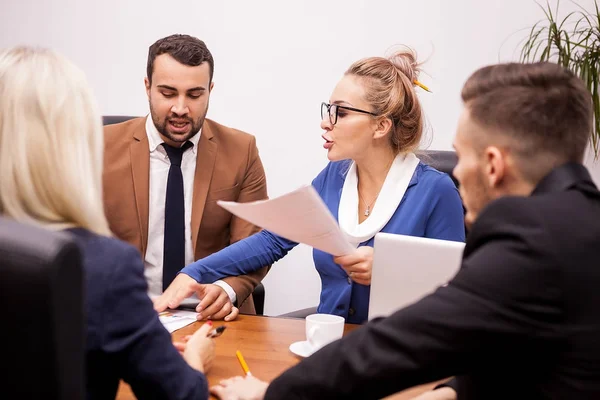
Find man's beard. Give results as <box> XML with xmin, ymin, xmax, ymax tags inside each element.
<box><xmin>463</xmin><ymin>168</ymin><xmax>493</xmax><ymax>230</ymax></box>
<box><xmin>149</xmin><ymin>102</ymin><xmax>206</xmax><ymax>144</ymax></box>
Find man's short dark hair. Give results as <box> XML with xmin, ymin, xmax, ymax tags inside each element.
<box><xmin>147</xmin><ymin>34</ymin><xmax>214</xmax><ymax>85</ymax></box>
<box><xmin>462</xmin><ymin>62</ymin><xmax>592</xmax><ymax>183</ymax></box>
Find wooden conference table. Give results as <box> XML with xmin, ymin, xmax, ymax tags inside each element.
<box><xmin>116</xmin><ymin>315</ymin><xmax>441</xmax><ymax>399</ymax></box>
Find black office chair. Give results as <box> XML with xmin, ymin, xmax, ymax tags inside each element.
<box><xmin>418</xmin><ymin>150</ymin><xmax>459</xmax><ymax>188</ymax></box>
<box><xmin>419</xmin><ymin>149</ymin><xmax>468</xmax><ymax>232</ymax></box>
<box><xmin>103</xmin><ymin>115</ymin><xmax>267</xmax><ymax>315</ymax></box>
<box><xmin>250</xmin><ymin>282</ymin><xmax>265</xmax><ymax>316</ymax></box>
<box><xmin>0</xmin><ymin>218</ymin><xmax>85</xmax><ymax>399</ymax></box>
<box><xmin>102</xmin><ymin>115</ymin><xmax>138</xmax><ymax>126</ymax></box>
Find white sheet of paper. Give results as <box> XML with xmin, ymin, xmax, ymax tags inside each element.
<box><xmin>158</xmin><ymin>310</ymin><xmax>198</xmax><ymax>333</ymax></box>
<box><xmin>218</xmin><ymin>185</ymin><xmax>354</xmax><ymax>256</ymax></box>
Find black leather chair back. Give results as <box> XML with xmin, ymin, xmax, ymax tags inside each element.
<box><xmin>418</xmin><ymin>150</ymin><xmax>469</xmax><ymax>236</ymax></box>
<box><xmin>0</xmin><ymin>218</ymin><xmax>85</xmax><ymax>399</ymax></box>
<box><xmin>102</xmin><ymin>115</ymin><xmax>137</xmax><ymax>125</ymax></box>
<box><xmin>418</xmin><ymin>150</ymin><xmax>459</xmax><ymax>187</ymax></box>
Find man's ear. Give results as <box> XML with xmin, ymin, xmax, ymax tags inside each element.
<box><xmin>209</xmin><ymin>81</ymin><xmax>215</xmax><ymax>92</ymax></box>
<box><xmin>144</xmin><ymin>77</ymin><xmax>151</xmax><ymax>99</ymax></box>
<box><xmin>373</xmin><ymin>117</ymin><xmax>393</xmax><ymax>140</ymax></box>
<box><xmin>484</xmin><ymin>146</ymin><xmax>506</xmax><ymax>188</ymax></box>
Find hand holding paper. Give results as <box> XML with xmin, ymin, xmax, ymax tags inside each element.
<box><xmin>218</xmin><ymin>185</ymin><xmax>354</xmax><ymax>256</ymax></box>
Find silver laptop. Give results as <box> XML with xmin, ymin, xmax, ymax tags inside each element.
<box><xmin>368</xmin><ymin>232</ymin><xmax>465</xmax><ymax>320</ymax></box>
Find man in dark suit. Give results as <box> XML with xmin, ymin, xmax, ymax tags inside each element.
<box><xmin>210</xmin><ymin>63</ymin><xmax>600</xmax><ymax>399</ymax></box>
<box><xmin>103</xmin><ymin>34</ymin><xmax>270</xmax><ymax>320</ymax></box>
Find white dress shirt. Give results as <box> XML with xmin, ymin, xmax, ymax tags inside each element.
<box><xmin>144</xmin><ymin>116</ymin><xmax>236</xmax><ymax>303</ymax></box>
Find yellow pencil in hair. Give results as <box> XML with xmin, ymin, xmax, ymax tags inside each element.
<box><xmin>414</xmin><ymin>80</ymin><xmax>432</xmax><ymax>93</ymax></box>
<box><xmin>236</xmin><ymin>350</ymin><xmax>252</xmax><ymax>376</ymax></box>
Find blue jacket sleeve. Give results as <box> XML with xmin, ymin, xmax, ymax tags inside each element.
<box><xmin>180</xmin><ymin>230</ymin><xmax>298</xmax><ymax>283</ymax></box>
<box><xmin>424</xmin><ymin>174</ymin><xmax>466</xmax><ymax>242</ymax></box>
<box><xmin>180</xmin><ymin>162</ymin><xmax>336</xmax><ymax>283</ymax></box>
<box><xmin>102</xmin><ymin>245</ymin><xmax>208</xmax><ymax>400</ymax></box>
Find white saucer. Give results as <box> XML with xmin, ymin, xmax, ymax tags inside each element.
<box><xmin>289</xmin><ymin>340</ymin><xmax>316</xmax><ymax>358</ymax></box>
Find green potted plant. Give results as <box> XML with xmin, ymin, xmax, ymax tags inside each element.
<box><xmin>520</xmin><ymin>0</ymin><xmax>600</xmax><ymax>158</ymax></box>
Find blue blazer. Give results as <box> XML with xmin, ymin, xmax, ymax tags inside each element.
<box><xmin>182</xmin><ymin>161</ymin><xmax>465</xmax><ymax>323</ymax></box>
<box><xmin>67</xmin><ymin>228</ymin><xmax>208</xmax><ymax>400</ymax></box>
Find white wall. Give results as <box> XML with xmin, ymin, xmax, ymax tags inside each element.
<box><xmin>2</xmin><ymin>0</ymin><xmax>598</xmax><ymax>315</ymax></box>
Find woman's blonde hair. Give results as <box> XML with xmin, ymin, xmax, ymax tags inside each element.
<box><xmin>346</xmin><ymin>46</ymin><xmax>424</xmax><ymax>154</ymax></box>
<box><xmin>0</xmin><ymin>46</ymin><xmax>111</xmax><ymax>235</ymax></box>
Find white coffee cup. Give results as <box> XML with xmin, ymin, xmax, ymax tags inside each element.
<box><xmin>305</xmin><ymin>313</ymin><xmax>344</xmax><ymax>351</ymax></box>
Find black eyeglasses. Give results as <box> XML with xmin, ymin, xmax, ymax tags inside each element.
<box><xmin>321</xmin><ymin>102</ymin><xmax>378</xmax><ymax>126</ymax></box>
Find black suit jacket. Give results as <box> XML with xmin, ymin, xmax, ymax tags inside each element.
<box><xmin>67</xmin><ymin>229</ymin><xmax>208</xmax><ymax>400</ymax></box>
<box><xmin>265</xmin><ymin>163</ymin><xmax>600</xmax><ymax>400</ymax></box>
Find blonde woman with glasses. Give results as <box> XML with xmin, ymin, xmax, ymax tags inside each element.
<box><xmin>0</xmin><ymin>46</ymin><xmax>214</xmax><ymax>400</ymax></box>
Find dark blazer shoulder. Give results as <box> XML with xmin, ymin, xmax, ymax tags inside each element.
<box><xmin>462</xmin><ymin>193</ymin><xmax>571</xmax><ymax>281</ymax></box>
<box><xmin>471</xmin><ymin>188</ymin><xmax>591</xmax><ymax>239</ymax></box>
<box><xmin>470</xmin><ymin>195</ymin><xmax>541</xmax><ymax>232</ymax></box>
<box><xmin>67</xmin><ymin>229</ymin><xmax>142</xmax><ymax>279</ymax></box>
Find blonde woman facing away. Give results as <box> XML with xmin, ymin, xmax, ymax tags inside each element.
<box><xmin>157</xmin><ymin>48</ymin><xmax>466</xmax><ymax>324</ymax></box>
<box><xmin>0</xmin><ymin>47</ymin><xmax>214</xmax><ymax>400</ymax></box>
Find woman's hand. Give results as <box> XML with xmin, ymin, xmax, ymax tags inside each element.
<box><xmin>334</xmin><ymin>246</ymin><xmax>374</xmax><ymax>285</ymax></box>
<box><xmin>211</xmin><ymin>375</ymin><xmax>269</xmax><ymax>400</ymax></box>
<box><xmin>173</xmin><ymin>334</ymin><xmax>192</xmax><ymax>355</ymax></box>
<box><xmin>411</xmin><ymin>388</ymin><xmax>457</xmax><ymax>400</ymax></box>
<box><xmin>154</xmin><ymin>275</ymin><xmax>239</xmax><ymax>321</ymax></box>
<box><xmin>153</xmin><ymin>273</ymin><xmax>199</xmax><ymax>312</ymax></box>
<box><xmin>183</xmin><ymin>322</ymin><xmax>216</xmax><ymax>373</ymax></box>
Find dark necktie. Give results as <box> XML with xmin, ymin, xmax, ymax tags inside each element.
<box><xmin>162</xmin><ymin>141</ymin><xmax>193</xmax><ymax>291</ymax></box>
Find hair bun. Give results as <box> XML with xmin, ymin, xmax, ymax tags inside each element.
<box><xmin>387</xmin><ymin>47</ymin><xmax>420</xmax><ymax>83</ymax></box>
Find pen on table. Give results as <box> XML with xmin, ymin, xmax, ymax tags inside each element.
<box><xmin>176</xmin><ymin>304</ymin><xmax>199</xmax><ymax>312</ymax></box>
<box><xmin>236</xmin><ymin>350</ymin><xmax>252</xmax><ymax>376</ymax></box>
<box><xmin>207</xmin><ymin>325</ymin><xmax>226</xmax><ymax>338</ymax></box>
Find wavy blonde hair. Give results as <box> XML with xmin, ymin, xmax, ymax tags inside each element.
<box><xmin>0</xmin><ymin>46</ymin><xmax>110</xmax><ymax>235</ymax></box>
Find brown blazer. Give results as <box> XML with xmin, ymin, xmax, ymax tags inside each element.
<box><xmin>103</xmin><ymin>117</ymin><xmax>270</xmax><ymax>314</ymax></box>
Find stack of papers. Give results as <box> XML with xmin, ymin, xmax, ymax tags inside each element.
<box><xmin>158</xmin><ymin>310</ymin><xmax>198</xmax><ymax>333</ymax></box>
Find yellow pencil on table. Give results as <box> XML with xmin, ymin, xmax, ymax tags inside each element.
<box><xmin>236</xmin><ymin>350</ymin><xmax>252</xmax><ymax>376</ymax></box>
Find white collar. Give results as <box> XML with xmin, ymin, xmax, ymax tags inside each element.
<box><xmin>338</xmin><ymin>153</ymin><xmax>420</xmax><ymax>247</ymax></box>
<box><xmin>145</xmin><ymin>114</ymin><xmax>201</xmax><ymax>155</ymax></box>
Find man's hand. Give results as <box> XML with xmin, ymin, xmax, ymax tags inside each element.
<box><xmin>153</xmin><ymin>274</ymin><xmax>239</xmax><ymax>321</ymax></box>
<box><xmin>411</xmin><ymin>388</ymin><xmax>457</xmax><ymax>400</ymax></box>
<box><xmin>333</xmin><ymin>246</ymin><xmax>374</xmax><ymax>285</ymax></box>
<box><xmin>211</xmin><ymin>375</ymin><xmax>269</xmax><ymax>400</ymax></box>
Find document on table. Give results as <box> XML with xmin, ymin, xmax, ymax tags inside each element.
<box><xmin>158</xmin><ymin>310</ymin><xmax>198</xmax><ymax>333</ymax></box>
<box><xmin>218</xmin><ymin>185</ymin><xmax>354</xmax><ymax>256</ymax></box>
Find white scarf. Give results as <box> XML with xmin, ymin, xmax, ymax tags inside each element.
<box><xmin>338</xmin><ymin>152</ymin><xmax>420</xmax><ymax>247</ymax></box>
